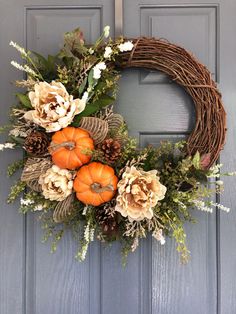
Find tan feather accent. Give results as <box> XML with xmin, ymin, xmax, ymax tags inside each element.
<box><xmin>106</xmin><ymin>113</ymin><xmax>124</xmax><ymax>131</ymax></box>
<box><xmin>79</xmin><ymin>117</ymin><xmax>108</xmax><ymax>145</ymax></box>
<box><xmin>53</xmin><ymin>194</ymin><xmax>75</xmax><ymax>223</ymax></box>
<box><xmin>21</xmin><ymin>157</ymin><xmax>52</xmax><ymax>182</ymax></box>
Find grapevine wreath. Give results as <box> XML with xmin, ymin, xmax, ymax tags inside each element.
<box><xmin>1</xmin><ymin>26</ymin><xmax>233</xmax><ymax>263</ymax></box>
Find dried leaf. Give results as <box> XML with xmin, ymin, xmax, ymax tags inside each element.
<box><xmin>21</xmin><ymin>157</ymin><xmax>52</xmax><ymax>182</ymax></box>
<box><xmin>26</xmin><ymin>179</ymin><xmax>42</xmax><ymax>192</ymax></box>
<box><xmin>79</xmin><ymin>117</ymin><xmax>108</xmax><ymax>145</ymax></box>
<box><xmin>106</xmin><ymin>113</ymin><xmax>124</xmax><ymax>131</ymax></box>
<box><xmin>53</xmin><ymin>194</ymin><xmax>75</xmax><ymax>223</ymax></box>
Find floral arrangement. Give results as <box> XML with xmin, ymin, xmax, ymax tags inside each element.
<box><xmin>1</xmin><ymin>26</ymin><xmax>234</xmax><ymax>264</ymax></box>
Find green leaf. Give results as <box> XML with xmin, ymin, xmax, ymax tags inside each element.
<box><xmin>32</xmin><ymin>51</ymin><xmax>48</xmax><ymax>67</ymax></box>
<box><xmin>72</xmin><ymin>104</ymin><xmax>99</xmax><ymax>126</ymax></box>
<box><xmin>192</xmin><ymin>151</ymin><xmax>200</xmax><ymax>169</ymax></box>
<box><xmin>192</xmin><ymin>169</ymin><xmax>208</xmax><ymax>183</ymax></box>
<box><xmin>88</xmin><ymin>68</ymin><xmax>95</xmax><ymax>87</ymax></box>
<box><xmin>78</xmin><ymin>77</ymin><xmax>88</xmax><ymax>95</ymax></box>
<box><xmin>94</xmin><ymin>94</ymin><xmax>115</xmax><ymax>108</ymax></box>
<box><xmin>72</xmin><ymin>94</ymin><xmax>115</xmax><ymax>126</ymax></box>
<box><xmin>16</xmin><ymin>93</ymin><xmax>32</xmax><ymax>109</ymax></box>
<box><xmin>47</xmin><ymin>55</ymin><xmax>56</xmax><ymax>71</ymax></box>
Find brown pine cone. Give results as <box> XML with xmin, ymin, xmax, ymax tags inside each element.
<box><xmin>23</xmin><ymin>131</ymin><xmax>49</xmax><ymax>156</ymax></box>
<box><xmin>100</xmin><ymin>138</ymin><xmax>121</xmax><ymax>163</ymax></box>
<box><xmin>96</xmin><ymin>207</ymin><xmax>118</xmax><ymax>237</ymax></box>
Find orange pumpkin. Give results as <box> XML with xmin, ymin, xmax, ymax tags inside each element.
<box><xmin>73</xmin><ymin>162</ymin><xmax>118</xmax><ymax>206</ymax></box>
<box><xmin>49</xmin><ymin>127</ymin><xmax>94</xmax><ymax>170</ymax></box>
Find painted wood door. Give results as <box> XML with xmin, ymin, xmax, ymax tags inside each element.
<box><xmin>1</xmin><ymin>0</ymin><xmax>236</xmax><ymax>313</ymax></box>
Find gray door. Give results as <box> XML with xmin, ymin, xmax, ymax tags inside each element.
<box><xmin>1</xmin><ymin>0</ymin><xmax>236</xmax><ymax>313</ymax></box>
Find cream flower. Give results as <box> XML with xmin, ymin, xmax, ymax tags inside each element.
<box><xmin>103</xmin><ymin>25</ymin><xmax>110</xmax><ymax>38</ymax></box>
<box><xmin>104</xmin><ymin>46</ymin><xmax>112</xmax><ymax>59</ymax></box>
<box><xmin>115</xmin><ymin>166</ymin><xmax>166</xmax><ymax>221</ymax></box>
<box><xmin>93</xmin><ymin>62</ymin><xmax>106</xmax><ymax>79</ymax></box>
<box><xmin>24</xmin><ymin>81</ymin><xmax>86</xmax><ymax>132</ymax></box>
<box><xmin>118</xmin><ymin>41</ymin><xmax>134</xmax><ymax>52</ymax></box>
<box><xmin>39</xmin><ymin>165</ymin><xmax>73</xmax><ymax>201</ymax></box>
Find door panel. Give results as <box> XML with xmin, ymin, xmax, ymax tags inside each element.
<box><xmin>24</xmin><ymin>3</ymin><xmax>113</xmax><ymax>313</ymax></box>
<box><xmin>0</xmin><ymin>0</ymin><xmax>236</xmax><ymax>313</ymax></box>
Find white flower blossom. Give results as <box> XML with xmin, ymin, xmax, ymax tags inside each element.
<box><xmin>9</xmin><ymin>128</ymin><xmax>28</xmax><ymax>138</ymax></box>
<box><xmin>193</xmin><ymin>200</ymin><xmax>213</xmax><ymax>213</ymax></box>
<box><xmin>208</xmin><ymin>163</ymin><xmax>223</xmax><ymax>178</ymax></box>
<box><xmin>131</xmin><ymin>237</ymin><xmax>139</xmax><ymax>252</ymax></box>
<box><xmin>82</xmin><ymin>205</ymin><xmax>89</xmax><ymax>216</ymax></box>
<box><xmin>84</xmin><ymin>221</ymin><xmax>90</xmax><ymax>242</ymax></box>
<box><xmin>118</xmin><ymin>41</ymin><xmax>134</xmax><ymax>52</ymax></box>
<box><xmin>96</xmin><ymin>62</ymin><xmax>106</xmax><ymax>70</ymax></box>
<box><xmin>11</xmin><ymin>61</ymin><xmax>25</xmax><ymax>71</ymax></box>
<box><xmin>34</xmin><ymin>204</ymin><xmax>44</xmax><ymax>211</ymax></box>
<box><xmin>24</xmin><ymin>65</ymin><xmax>38</xmax><ymax>77</ymax></box>
<box><xmin>88</xmin><ymin>48</ymin><xmax>94</xmax><ymax>55</ymax></box>
<box><xmin>90</xmin><ymin>228</ymin><xmax>95</xmax><ymax>241</ymax></box>
<box><xmin>93</xmin><ymin>62</ymin><xmax>106</xmax><ymax>79</ymax></box>
<box><xmin>82</xmin><ymin>91</ymin><xmax>89</xmax><ymax>103</ymax></box>
<box><xmin>152</xmin><ymin>228</ymin><xmax>166</xmax><ymax>245</ymax></box>
<box><xmin>20</xmin><ymin>198</ymin><xmax>34</xmax><ymax>206</ymax></box>
<box><xmin>103</xmin><ymin>25</ymin><xmax>110</xmax><ymax>38</ymax></box>
<box><xmin>104</xmin><ymin>46</ymin><xmax>112</xmax><ymax>59</ymax></box>
<box><xmin>210</xmin><ymin>201</ymin><xmax>230</xmax><ymax>213</ymax></box>
<box><xmin>79</xmin><ymin>242</ymin><xmax>89</xmax><ymax>261</ymax></box>
<box><xmin>11</xmin><ymin>61</ymin><xmax>37</xmax><ymax>77</ymax></box>
<box><xmin>10</xmin><ymin>41</ymin><xmax>27</xmax><ymax>57</ymax></box>
<box><xmin>93</xmin><ymin>67</ymin><xmax>101</xmax><ymax>79</ymax></box>
<box><xmin>0</xmin><ymin>142</ymin><xmax>16</xmax><ymax>151</ymax></box>
<box><xmin>227</xmin><ymin>171</ymin><xmax>236</xmax><ymax>176</ymax></box>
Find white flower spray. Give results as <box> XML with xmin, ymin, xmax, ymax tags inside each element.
<box><xmin>93</xmin><ymin>61</ymin><xmax>106</xmax><ymax>79</ymax></box>
<box><xmin>0</xmin><ymin>143</ymin><xmax>16</xmax><ymax>151</ymax></box>
<box><xmin>9</xmin><ymin>41</ymin><xmax>28</xmax><ymax>57</ymax></box>
<box><xmin>11</xmin><ymin>61</ymin><xmax>38</xmax><ymax>77</ymax></box>
<box><xmin>118</xmin><ymin>41</ymin><xmax>134</xmax><ymax>52</ymax></box>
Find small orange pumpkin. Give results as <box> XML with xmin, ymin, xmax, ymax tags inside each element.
<box><xmin>73</xmin><ymin>162</ymin><xmax>118</xmax><ymax>206</ymax></box>
<box><xmin>49</xmin><ymin>127</ymin><xmax>94</xmax><ymax>170</ymax></box>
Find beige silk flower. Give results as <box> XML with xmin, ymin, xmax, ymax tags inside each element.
<box><xmin>115</xmin><ymin>166</ymin><xmax>167</xmax><ymax>221</ymax></box>
<box><xmin>39</xmin><ymin>165</ymin><xmax>73</xmax><ymax>201</ymax></box>
<box><xmin>24</xmin><ymin>81</ymin><xmax>86</xmax><ymax>132</ymax></box>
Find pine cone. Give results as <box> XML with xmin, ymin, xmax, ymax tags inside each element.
<box><xmin>100</xmin><ymin>138</ymin><xmax>121</xmax><ymax>163</ymax></box>
<box><xmin>96</xmin><ymin>207</ymin><xmax>118</xmax><ymax>237</ymax></box>
<box><xmin>24</xmin><ymin>131</ymin><xmax>49</xmax><ymax>156</ymax></box>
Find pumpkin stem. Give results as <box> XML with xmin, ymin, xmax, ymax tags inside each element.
<box><xmin>49</xmin><ymin>141</ymin><xmax>76</xmax><ymax>152</ymax></box>
<box><xmin>90</xmin><ymin>182</ymin><xmax>114</xmax><ymax>193</ymax></box>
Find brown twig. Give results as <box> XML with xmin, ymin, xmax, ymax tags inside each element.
<box><xmin>117</xmin><ymin>37</ymin><xmax>226</xmax><ymax>168</ymax></box>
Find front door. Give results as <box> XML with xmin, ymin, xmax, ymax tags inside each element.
<box><xmin>1</xmin><ymin>0</ymin><xmax>236</xmax><ymax>313</ymax></box>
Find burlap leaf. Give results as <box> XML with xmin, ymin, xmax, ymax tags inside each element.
<box><xmin>53</xmin><ymin>193</ymin><xmax>75</xmax><ymax>223</ymax></box>
<box><xmin>79</xmin><ymin>117</ymin><xmax>108</xmax><ymax>145</ymax></box>
<box><xmin>106</xmin><ymin>113</ymin><xmax>124</xmax><ymax>131</ymax></box>
<box><xmin>26</xmin><ymin>179</ymin><xmax>42</xmax><ymax>192</ymax></box>
<box><xmin>21</xmin><ymin>157</ymin><xmax>52</xmax><ymax>182</ymax></box>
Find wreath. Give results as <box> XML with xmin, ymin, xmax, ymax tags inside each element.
<box><xmin>1</xmin><ymin>26</ymin><xmax>233</xmax><ymax>264</ymax></box>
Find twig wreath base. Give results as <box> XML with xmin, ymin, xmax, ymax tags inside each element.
<box><xmin>118</xmin><ymin>37</ymin><xmax>226</xmax><ymax>167</ymax></box>
<box><xmin>2</xmin><ymin>27</ymin><xmax>232</xmax><ymax>264</ymax></box>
